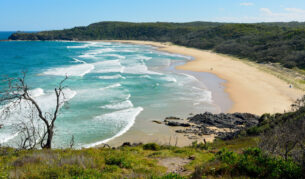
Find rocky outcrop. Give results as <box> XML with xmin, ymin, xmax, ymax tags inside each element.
<box><xmin>188</xmin><ymin>112</ymin><xmax>259</xmax><ymax>129</ymax></box>
<box><xmin>165</xmin><ymin>112</ymin><xmax>260</xmax><ymax>140</ymax></box>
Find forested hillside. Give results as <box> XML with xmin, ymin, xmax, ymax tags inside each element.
<box><xmin>9</xmin><ymin>21</ymin><xmax>305</xmax><ymax>69</ymax></box>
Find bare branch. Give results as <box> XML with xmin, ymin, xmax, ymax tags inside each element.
<box><xmin>0</xmin><ymin>72</ymin><xmax>69</xmax><ymax>149</ymax></box>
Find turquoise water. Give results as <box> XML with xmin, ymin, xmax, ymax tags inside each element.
<box><xmin>0</xmin><ymin>41</ymin><xmax>219</xmax><ymax>148</ymax></box>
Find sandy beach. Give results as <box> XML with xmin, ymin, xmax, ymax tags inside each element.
<box><xmin>101</xmin><ymin>40</ymin><xmax>305</xmax><ymax>147</ymax></box>
<box><xmin>108</xmin><ymin>40</ymin><xmax>304</xmax><ymax>115</ymax></box>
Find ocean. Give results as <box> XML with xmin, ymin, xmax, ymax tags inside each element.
<box><xmin>0</xmin><ymin>31</ymin><xmax>15</xmax><ymax>40</ymax></box>
<box><xmin>0</xmin><ymin>40</ymin><xmax>220</xmax><ymax>148</ymax></box>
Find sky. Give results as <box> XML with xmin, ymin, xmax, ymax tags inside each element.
<box><xmin>0</xmin><ymin>0</ymin><xmax>305</xmax><ymax>31</ymax></box>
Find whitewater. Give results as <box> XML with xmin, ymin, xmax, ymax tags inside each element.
<box><xmin>0</xmin><ymin>41</ymin><xmax>219</xmax><ymax>148</ymax></box>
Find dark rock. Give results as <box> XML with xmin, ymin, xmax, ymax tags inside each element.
<box><xmin>216</xmin><ymin>131</ymin><xmax>241</xmax><ymax>140</ymax></box>
<box><xmin>121</xmin><ymin>142</ymin><xmax>143</xmax><ymax>147</ymax></box>
<box><xmin>164</xmin><ymin>112</ymin><xmax>260</xmax><ymax>141</ymax></box>
<box><xmin>165</xmin><ymin>116</ymin><xmax>181</xmax><ymax>120</ymax></box>
<box><xmin>166</xmin><ymin>121</ymin><xmax>191</xmax><ymax>127</ymax></box>
<box><xmin>188</xmin><ymin>155</ymin><xmax>196</xmax><ymax>160</ymax></box>
<box><xmin>188</xmin><ymin>112</ymin><xmax>259</xmax><ymax>129</ymax></box>
<box><xmin>152</xmin><ymin>120</ymin><xmax>162</xmax><ymax>124</ymax></box>
<box><xmin>200</xmin><ymin>126</ymin><xmax>214</xmax><ymax>135</ymax></box>
<box><xmin>166</xmin><ymin>112</ymin><xmax>260</xmax><ymax>140</ymax></box>
<box><xmin>122</xmin><ymin>142</ymin><xmax>132</xmax><ymax>147</ymax></box>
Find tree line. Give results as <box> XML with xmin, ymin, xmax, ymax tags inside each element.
<box><xmin>9</xmin><ymin>21</ymin><xmax>305</xmax><ymax>69</ymax></box>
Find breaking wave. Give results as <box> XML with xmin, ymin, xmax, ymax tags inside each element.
<box><xmin>84</xmin><ymin>107</ymin><xmax>143</xmax><ymax>148</ymax></box>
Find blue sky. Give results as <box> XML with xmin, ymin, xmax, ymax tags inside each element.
<box><xmin>1</xmin><ymin>0</ymin><xmax>305</xmax><ymax>31</ymax></box>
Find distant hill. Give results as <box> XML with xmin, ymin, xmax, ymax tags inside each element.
<box><xmin>9</xmin><ymin>21</ymin><xmax>305</xmax><ymax>69</ymax></box>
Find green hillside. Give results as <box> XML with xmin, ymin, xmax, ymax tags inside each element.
<box><xmin>9</xmin><ymin>21</ymin><xmax>305</xmax><ymax>69</ymax></box>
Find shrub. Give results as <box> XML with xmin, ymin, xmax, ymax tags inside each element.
<box><xmin>105</xmin><ymin>153</ymin><xmax>133</xmax><ymax>168</ymax></box>
<box><xmin>191</xmin><ymin>141</ymin><xmax>209</xmax><ymax>150</ymax></box>
<box><xmin>195</xmin><ymin>148</ymin><xmax>302</xmax><ymax>179</ymax></box>
<box><xmin>246</xmin><ymin>126</ymin><xmax>261</xmax><ymax>135</ymax></box>
<box><xmin>143</xmin><ymin>143</ymin><xmax>160</xmax><ymax>151</ymax></box>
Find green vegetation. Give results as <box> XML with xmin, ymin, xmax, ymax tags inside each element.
<box><xmin>0</xmin><ymin>142</ymin><xmax>218</xmax><ymax>178</ymax></box>
<box><xmin>9</xmin><ymin>21</ymin><xmax>305</xmax><ymax>69</ymax></box>
<box><xmin>192</xmin><ymin>148</ymin><xmax>302</xmax><ymax>179</ymax></box>
<box><xmin>0</xmin><ymin>135</ymin><xmax>302</xmax><ymax>178</ymax></box>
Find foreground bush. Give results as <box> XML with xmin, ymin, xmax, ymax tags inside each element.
<box><xmin>143</xmin><ymin>143</ymin><xmax>161</xmax><ymax>151</ymax></box>
<box><xmin>192</xmin><ymin>148</ymin><xmax>303</xmax><ymax>179</ymax></box>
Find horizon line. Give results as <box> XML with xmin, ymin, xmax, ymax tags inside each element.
<box><xmin>1</xmin><ymin>20</ymin><xmax>305</xmax><ymax>32</ymax></box>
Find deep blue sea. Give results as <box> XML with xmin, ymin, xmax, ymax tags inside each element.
<box><xmin>0</xmin><ymin>31</ymin><xmax>15</xmax><ymax>40</ymax></box>
<box><xmin>0</xmin><ymin>41</ymin><xmax>219</xmax><ymax>148</ymax></box>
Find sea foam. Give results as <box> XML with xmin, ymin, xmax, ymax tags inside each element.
<box><xmin>43</xmin><ymin>63</ymin><xmax>94</xmax><ymax>77</ymax></box>
<box><xmin>100</xmin><ymin>100</ymin><xmax>133</xmax><ymax>110</ymax></box>
<box><xmin>0</xmin><ymin>132</ymin><xmax>19</xmax><ymax>144</ymax></box>
<box><xmin>79</xmin><ymin>48</ymin><xmax>115</xmax><ymax>59</ymax></box>
<box><xmin>84</xmin><ymin>107</ymin><xmax>143</xmax><ymax>148</ymax></box>
<box><xmin>72</xmin><ymin>58</ymin><xmax>86</xmax><ymax>64</ymax></box>
<box><xmin>98</xmin><ymin>74</ymin><xmax>126</xmax><ymax>80</ymax></box>
<box><xmin>123</xmin><ymin>61</ymin><xmax>162</xmax><ymax>75</ymax></box>
<box><xmin>100</xmin><ymin>83</ymin><xmax>121</xmax><ymax>90</ymax></box>
<box><xmin>94</xmin><ymin>60</ymin><xmax>124</xmax><ymax>74</ymax></box>
<box><xmin>102</xmin><ymin>54</ymin><xmax>126</xmax><ymax>59</ymax></box>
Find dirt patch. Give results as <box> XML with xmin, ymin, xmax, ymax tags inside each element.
<box><xmin>158</xmin><ymin>157</ymin><xmax>191</xmax><ymax>175</ymax></box>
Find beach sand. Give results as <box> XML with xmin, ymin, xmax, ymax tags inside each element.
<box><xmin>109</xmin><ymin>40</ymin><xmax>304</xmax><ymax>115</ymax></box>
<box><xmin>102</xmin><ymin>40</ymin><xmax>304</xmax><ymax>147</ymax></box>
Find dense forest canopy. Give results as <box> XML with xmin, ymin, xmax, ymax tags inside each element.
<box><xmin>9</xmin><ymin>21</ymin><xmax>305</xmax><ymax>69</ymax></box>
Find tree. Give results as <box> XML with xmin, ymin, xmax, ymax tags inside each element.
<box><xmin>259</xmin><ymin>95</ymin><xmax>305</xmax><ymax>171</ymax></box>
<box><xmin>0</xmin><ymin>72</ymin><xmax>68</xmax><ymax>149</ymax></box>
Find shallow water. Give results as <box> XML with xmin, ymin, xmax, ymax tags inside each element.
<box><xmin>0</xmin><ymin>41</ymin><xmax>222</xmax><ymax>148</ymax></box>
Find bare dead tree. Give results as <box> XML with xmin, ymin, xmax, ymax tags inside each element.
<box><xmin>175</xmin><ymin>136</ymin><xmax>178</xmax><ymax>147</ymax></box>
<box><xmin>0</xmin><ymin>72</ymin><xmax>68</xmax><ymax>149</ymax></box>
<box><xmin>69</xmin><ymin>135</ymin><xmax>75</xmax><ymax>149</ymax></box>
<box><xmin>260</xmin><ymin>121</ymin><xmax>299</xmax><ymax>160</ymax></box>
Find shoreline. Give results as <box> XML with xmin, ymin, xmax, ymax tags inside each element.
<box><xmin>102</xmin><ymin>40</ymin><xmax>303</xmax><ymax>147</ymax></box>
<box><xmin>105</xmin><ymin>56</ymin><xmax>228</xmax><ymax>148</ymax></box>
<box><xmin>96</xmin><ymin>39</ymin><xmax>304</xmax><ymax>147</ymax></box>
<box><xmin>104</xmin><ymin>40</ymin><xmax>304</xmax><ymax>115</ymax></box>
<box><xmin>2</xmin><ymin>40</ymin><xmax>303</xmax><ymax>147</ymax></box>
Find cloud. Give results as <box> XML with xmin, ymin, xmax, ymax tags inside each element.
<box><xmin>259</xmin><ymin>7</ymin><xmax>305</xmax><ymax>22</ymax></box>
<box><xmin>214</xmin><ymin>7</ymin><xmax>305</xmax><ymax>22</ymax></box>
<box><xmin>260</xmin><ymin>8</ymin><xmax>273</xmax><ymax>15</ymax></box>
<box><xmin>285</xmin><ymin>8</ymin><xmax>305</xmax><ymax>14</ymax></box>
<box><xmin>240</xmin><ymin>2</ymin><xmax>254</xmax><ymax>6</ymax></box>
